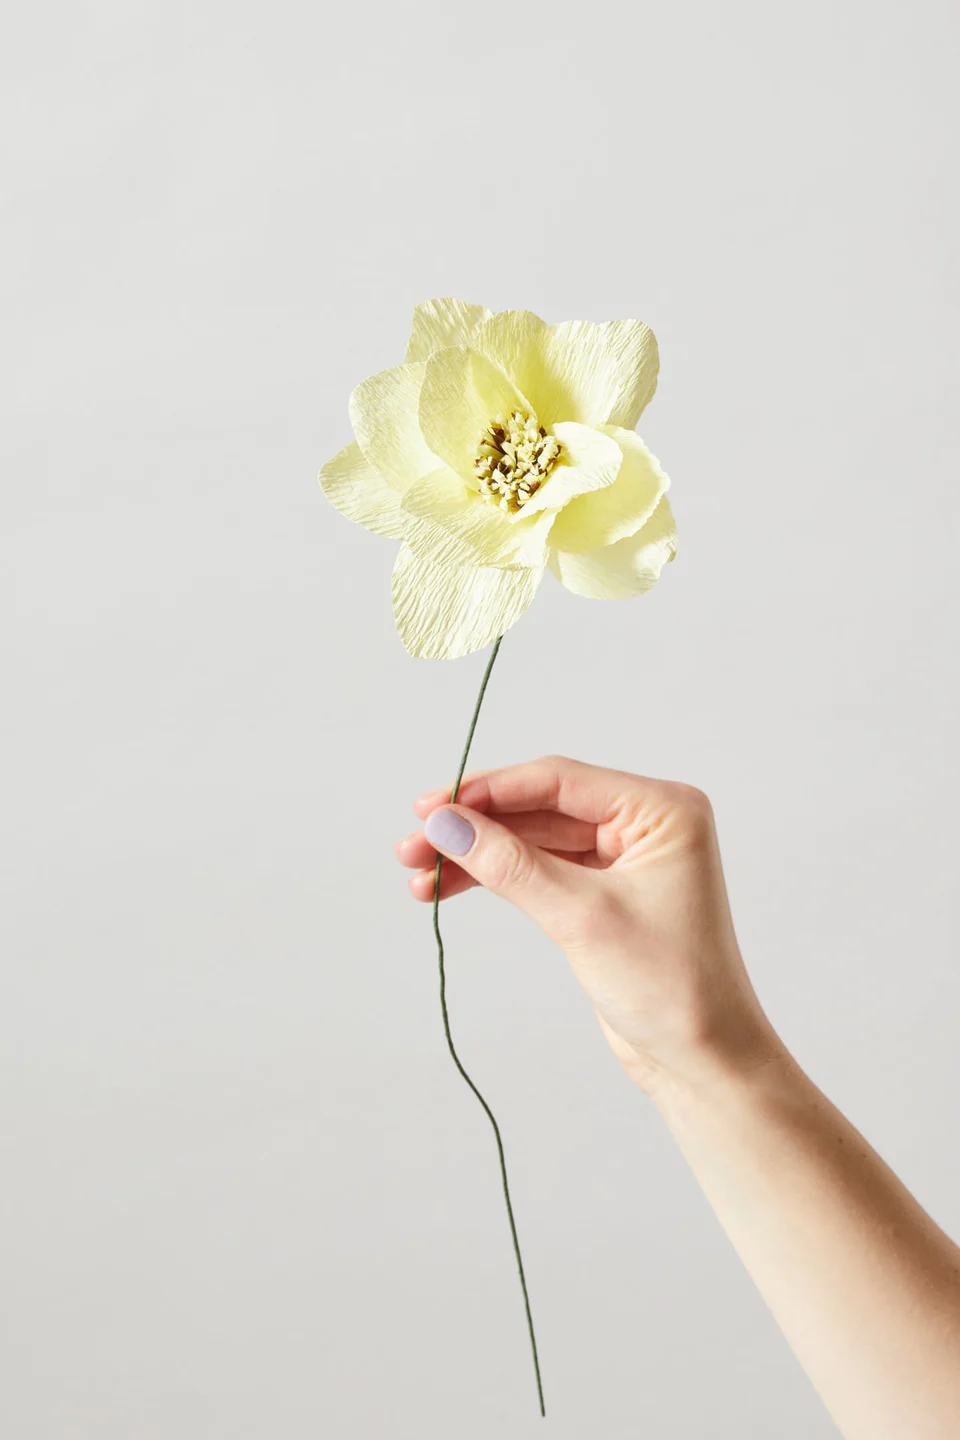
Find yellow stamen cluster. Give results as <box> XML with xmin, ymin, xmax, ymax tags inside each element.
<box><xmin>474</xmin><ymin>410</ymin><xmax>563</xmax><ymax>513</ymax></box>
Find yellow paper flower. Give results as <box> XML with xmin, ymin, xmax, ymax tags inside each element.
<box><xmin>319</xmin><ymin>298</ymin><xmax>677</xmax><ymax>659</ymax></box>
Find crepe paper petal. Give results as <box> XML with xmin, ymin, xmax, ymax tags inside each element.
<box><xmin>317</xmin><ymin>442</ymin><xmax>408</xmax><ymax>539</ymax></box>
<box><xmin>392</xmin><ymin>544</ymin><xmax>544</xmax><ymax>659</ymax></box>
<box><xmin>476</xmin><ymin>310</ymin><xmax>659</xmax><ymax>430</ymax></box>
<box><xmin>472</xmin><ymin>308</ymin><xmax>554</xmax><ymax>412</ymax></box>
<box><xmin>419</xmin><ymin>346</ymin><xmax>534</xmax><ymax>483</ymax></box>
<box><xmin>518</xmin><ymin>421</ymin><xmax>622</xmax><ymax>517</ymax></box>
<box><xmin>401</xmin><ymin>468</ymin><xmax>555</xmax><ymax>569</ymax></box>
<box><xmin>573</xmin><ymin>318</ymin><xmax>660</xmax><ymax>429</ymax></box>
<box><xmin>349</xmin><ymin>362</ymin><xmax>438</xmax><ymax>494</ymax></box>
<box><xmin>547</xmin><ymin>426</ymin><xmax>669</xmax><ymax>553</ymax></box>
<box><xmin>549</xmin><ymin>495</ymin><xmax>678</xmax><ymax>599</ymax></box>
<box><xmin>405</xmin><ymin>297</ymin><xmax>493</xmax><ymax>363</ymax></box>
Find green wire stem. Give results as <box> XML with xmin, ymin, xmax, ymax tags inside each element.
<box><xmin>431</xmin><ymin>634</ymin><xmax>546</xmax><ymax>1418</ymax></box>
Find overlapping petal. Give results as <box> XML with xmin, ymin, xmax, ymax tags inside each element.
<box><xmin>547</xmin><ymin>426</ymin><xmax>668</xmax><ymax>553</ymax></box>
<box><xmin>348</xmin><ymin>362</ymin><xmax>437</xmax><ymax>494</ymax></box>
<box><xmin>518</xmin><ymin>421</ymin><xmax>622</xmax><ymax>518</ymax></box>
<box><xmin>476</xmin><ymin>310</ymin><xmax>659</xmax><ymax>429</ymax></box>
<box><xmin>392</xmin><ymin>544</ymin><xmax>544</xmax><ymax>659</ymax></box>
<box><xmin>404</xmin><ymin>298</ymin><xmax>492</xmax><ymax>363</ymax></box>
<box><xmin>419</xmin><ymin>346</ymin><xmax>533</xmax><ymax>483</ymax></box>
<box><xmin>549</xmin><ymin>495</ymin><xmax>678</xmax><ymax>599</ymax></box>
<box><xmin>317</xmin><ymin>442</ymin><xmax>406</xmax><ymax>538</ymax></box>
<box><xmin>401</xmin><ymin>467</ymin><xmax>555</xmax><ymax>568</ymax></box>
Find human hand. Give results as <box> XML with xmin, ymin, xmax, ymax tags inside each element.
<box><xmin>396</xmin><ymin>756</ymin><xmax>781</xmax><ymax>1098</ymax></box>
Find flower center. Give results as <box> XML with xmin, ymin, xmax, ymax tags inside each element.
<box><xmin>474</xmin><ymin>410</ymin><xmax>563</xmax><ymax>513</ymax></box>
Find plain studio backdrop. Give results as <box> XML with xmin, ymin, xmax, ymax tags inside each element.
<box><xmin>3</xmin><ymin>1</ymin><xmax>959</xmax><ymax>1436</ymax></box>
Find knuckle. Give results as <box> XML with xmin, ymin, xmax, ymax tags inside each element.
<box><xmin>534</xmin><ymin>754</ymin><xmax>569</xmax><ymax>786</ymax></box>
<box><xmin>534</xmin><ymin>754</ymin><xmax>574</xmax><ymax>808</ymax></box>
<box><xmin>676</xmin><ymin>782</ymin><xmax>713</xmax><ymax>815</ymax></box>
<box><xmin>671</xmin><ymin>783</ymin><xmax>715</xmax><ymax>844</ymax></box>
<box><xmin>487</xmin><ymin>835</ymin><xmax>533</xmax><ymax>894</ymax></box>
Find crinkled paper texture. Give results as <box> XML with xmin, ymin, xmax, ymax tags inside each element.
<box><xmin>549</xmin><ymin>496</ymin><xmax>677</xmax><ymax>599</ymax></box>
<box><xmin>392</xmin><ymin>545</ymin><xmax>544</xmax><ymax>660</ymax></box>
<box><xmin>319</xmin><ymin>298</ymin><xmax>677</xmax><ymax>657</ymax></box>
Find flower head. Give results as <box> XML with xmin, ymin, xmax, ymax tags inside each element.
<box><xmin>319</xmin><ymin>299</ymin><xmax>677</xmax><ymax>659</ymax></box>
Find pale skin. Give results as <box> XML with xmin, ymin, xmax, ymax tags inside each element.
<box><xmin>395</xmin><ymin>755</ymin><xmax>960</xmax><ymax>1439</ymax></box>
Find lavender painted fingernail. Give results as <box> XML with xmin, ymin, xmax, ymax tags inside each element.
<box><xmin>425</xmin><ymin>808</ymin><xmax>475</xmax><ymax>857</ymax></box>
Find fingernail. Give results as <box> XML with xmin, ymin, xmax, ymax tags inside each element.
<box><xmin>425</xmin><ymin>808</ymin><xmax>475</xmax><ymax>857</ymax></box>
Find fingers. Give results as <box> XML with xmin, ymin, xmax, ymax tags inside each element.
<box><xmin>420</xmin><ymin>803</ymin><xmax>585</xmax><ymax>920</ymax></box>
<box><xmin>397</xmin><ymin>810</ymin><xmax>596</xmax><ymax>872</ymax></box>
<box><xmin>401</xmin><ymin>846</ymin><xmax>598</xmax><ymax>905</ymax></box>
<box><xmin>415</xmin><ymin>755</ymin><xmax>658</xmax><ymax>826</ymax></box>
<box><xmin>408</xmin><ymin>863</ymin><xmax>476</xmax><ymax>903</ymax></box>
<box><xmin>414</xmin><ymin>768</ymin><xmax>490</xmax><ymax>817</ymax></box>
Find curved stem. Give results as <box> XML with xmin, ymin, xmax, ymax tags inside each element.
<box><xmin>431</xmin><ymin>635</ymin><xmax>546</xmax><ymax>1417</ymax></box>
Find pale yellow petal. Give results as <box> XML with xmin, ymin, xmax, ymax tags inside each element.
<box><xmin>574</xmin><ymin>318</ymin><xmax>660</xmax><ymax>428</ymax></box>
<box><xmin>476</xmin><ymin>311</ymin><xmax>659</xmax><ymax>428</ymax></box>
<box><xmin>419</xmin><ymin>346</ymin><xmax>533</xmax><ymax>482</ymax></box>
<box><xmin>472</xmin><ymin>307</ymin><xmax>551</xmax><ymax>410</ymax></box>
<box><xmin>547</xmin><ymin>426</ymin><xmax>669</xmax><ymax>553</ymax></box>
<box><xmin>519</xmin><ymin>421</ymin><xmax>622</xmax><ymax>517</ymax></box>
<box><xmin>317</xmin><ymin>441</ymin><xmax>407</xmax><ymax>539</ymax></box>
<box><xmin>549</xmin><ymin>495</ymin><xmax>678</xmax><ymax>599</ymax></box>
<box><xmin>404</xmin><ymin>298</ymin><xmax>493</xmax><ymax>363</ymax></box>
<box><xmin>348</xmin><ymin>362</ymin><xmax>437</xmax><ymax>494</ymax></box>
<box><xmin>392</xmin><ymin>544</ymin><xmax>543</xmax><ymax>659</ymax></box>
<box><xmin>401</xmin><ymin>468</ymin><xmax>554</xmax><ymax>568</ymax></box>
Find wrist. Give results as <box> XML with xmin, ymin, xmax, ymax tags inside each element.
<box><xmin>644</xmin><ymin>1025</ymin><xmax>794</xmax><ymax>1123</ymax></box>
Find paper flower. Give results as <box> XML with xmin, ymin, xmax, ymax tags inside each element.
<box><xmin>319</xmin><ymin>298</ymin><xmax>677</xmax><ymax>659</ymax></box>
<box><xmin>317</xmin><ymin>300</ymin><xmax>679</xmax><ymax>1417</ymax></box>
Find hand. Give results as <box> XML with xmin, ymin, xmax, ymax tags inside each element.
<box><xmin>396</xmin><ymin>755</ymin><xmax>781</xmax><ymax>1097</ymax></box>
<box><xmin>400</xmin><ymin>756</ymin><xmax>960</xmax><ymax>1439</ymax></box>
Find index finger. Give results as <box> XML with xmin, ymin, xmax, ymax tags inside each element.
<box><xmin>415</xmin><ymin>755</ymin><xmax>655</xmax><ymax>825</ymax></box>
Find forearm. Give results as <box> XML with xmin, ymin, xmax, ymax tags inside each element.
<box><xmin>655</xmin><ymin>1049</ymin><xmax>960</xmax><ymax>1439</ymax></box>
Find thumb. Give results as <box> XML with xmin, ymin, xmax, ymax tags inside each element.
<box><xmin>424</xmin><ymin>804</ymin><xmax>577</xmax><ymax>921</ymax></box>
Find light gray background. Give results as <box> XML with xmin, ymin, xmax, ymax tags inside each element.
<box><xmin>3</xmin><ymin>1</ymin><xmax>958</xmax><ymax>1435</ymax></box>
